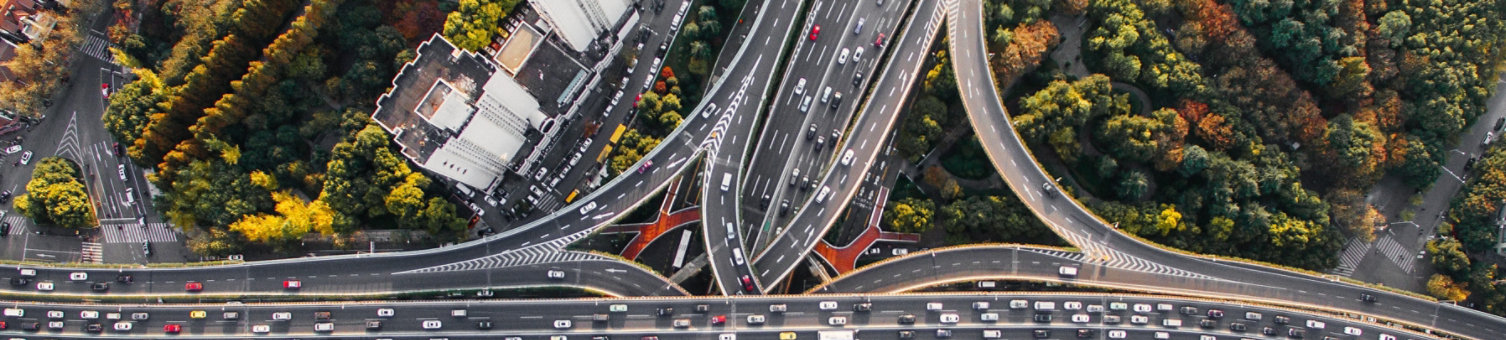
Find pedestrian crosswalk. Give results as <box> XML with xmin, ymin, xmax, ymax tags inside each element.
<box><xmin>1332</xmin><ymin>238</ymin><xmax>1372</xmax><ymax>277</ymax></box>
<box><xmin>80</xmin><ymin>242</ymin><xmax>103</xmax><ymax>264</ymax></box>
<box><xmin>79</xmin><ymin>34</ymin><xmax>115</xmax><ymax>63</ymax></box>
<box><xmin>1375</xmin><ymin>235</ymin><xmax>1416</xmax><ymax>274</ymax></box>
<box><xmin>1</xmin><ymin>215</ymin><xmax>26</xmax><ymax>236</ymax></box>
<box><xmin>100</xmin><ymin>223</ymin><xmax>179</xmax><ymax>243</ymax></box>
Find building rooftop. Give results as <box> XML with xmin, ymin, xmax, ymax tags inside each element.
<box><xmin>513</xmin><ymin>37</ymin><xmax>588</xmax><ymax>114</ymax></box>
<box><xmin>373</xmin><ymin>35</ymin><xmax>496</xmax><ymax>163</ymax></box>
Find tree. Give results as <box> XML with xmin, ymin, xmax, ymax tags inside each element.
<box><xmin>14</xmin><ymin>158</ymin><xmax>96</xmax><ymax>229</ymax></box>
<box><xmin>230</xmin><ymin>191</ymin><xmax>337</xmax><ymax>244</ymax></box>
<box><xmin>1427</xmin><ymin>238</ymin><xmax>1472</xmax><ymax>278</ymax></box>
<box><xmin>1375</xmin><ymin>11</ymin><xmax>1410</xmax><ymax>47</ymax></box>
<box><xmin>690</xmin><ymin>41</ymin><xmax>712</xmax><ymax>60</ymax></box>
<box><xmin>442</xmin><ymin>0</ymin><xmax>514</xmax><ymax>51</ymax></box>
<box><xmin>1117</xmin><ymin>170</ymin><xmax>1150</xmax><ymax>200</ymax></box>
<box><xmin>882</xmin><ymin>198</ymin><xmax>935</xmax><ymax>233</ymax></box>
<box><xmin>1178</xmin><ymin>145</ymin><xmax>1210</xmax><ymax>177</ymax></box>
<box><xmin>1426</xmin><ymin>274</ymin><xmax>1470</xmax><ymax>302</ymax></box>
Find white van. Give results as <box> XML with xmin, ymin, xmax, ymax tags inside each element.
<box><xmin>726</xmin><ymin>222</ymin><xmax>736</xmax><ymax>239</ymax></box>
<box><xmin>1162</xmin><ymin>319</ymin><xmax>1183</xmax><ymax>328</ymax></box>
<box><xmin>733</xmin><ymin>248</ymin><xmax>745</xmax><ymax>265</ymax></box>
<box><xmin>721</xmin><ymin>173</ymin><xmax>733</xmax><ymax>192</ymax></box>
<box><xmin>982</xmin><ymin>329</ymin><xmax>1002</xmax><ymax>339</ymax></box>
<box><xmin>1034</xmin><ymin>301</ymin><xmax>1056</xmax><ymax>312</ymax></box>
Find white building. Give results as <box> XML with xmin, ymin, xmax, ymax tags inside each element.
<box><xmin>529</xmin><ymin>0</ymin><xmax>633</xmax><ymax>53</ymax></box>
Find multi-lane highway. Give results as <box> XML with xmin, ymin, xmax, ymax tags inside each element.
<box><xmin>748</xmin><ymin>0</ymin><xmax>942</xmax><ymax>292</ymax></box>
<box><xmin>0</xmin><ymin>293</ymin><xmax>1428</xmax><ymax>339</ymax></box>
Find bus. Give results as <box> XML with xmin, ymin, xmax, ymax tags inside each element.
<box><xmin>564</xmin><ymin>190</ymin><xmax>579</xmax><ymax>203</ymax></box>
<box><xmin>608</xmin><ymin>124</ymin><xmax>627</xmax><ymax>144</ymax></box>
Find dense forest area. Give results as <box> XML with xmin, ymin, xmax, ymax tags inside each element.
<box><xmin>103</xmin><ymin>0</ymin><xmax>471</xmax><ymax>255</ymax></box>
<box><xmin>971</xmin><ymin>0</ymin><xmax>1506</xmax><ymax>273</ymax></box>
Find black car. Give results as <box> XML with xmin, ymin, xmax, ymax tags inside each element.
<box><xmin>365</xmin><ymin>320</ymin><xmax>382</xmax><ymax>330</ymax></box>
<box><xmin>1199</xmin><ymin>318</ymin><xmax>1217</xmax><ymax>328</ymax></box>
<box><xmin>852</xmin><ymin>303</ymin><xmax>871</xmax><ymax>312</ymax></box>
<box><xmin>91</xmin><ymin>282</ymin><xmax>109</xmax><ymax>292</ymax></box>
<box><xmin>1495</xmin><ymin>117</ymin><xmax>1504</xmax><ymax>131</ymax></box>
<box><xmin>0</xmin><ymin>222</ymin><xmax>9</xmax><ymax>236</ymax></box>
<box><xmin>1076</xmin><ymin>329</ymin><xmax>1096</xmax><ymax>338</ymax></box>
<box><xmin>1033</xmin><ymin>329</ymin><xmax>1051</xmax><ymax>338</ymax></box>
<box><xmin>897</xmin><ymin>314</ymin><xmax>916</xmax><ymax>324</ymax></box>
<box><xmin>22</xmin><ymin>321</ymin><xmax>39</xmax><ymax>331</ymax></box>
<box><xmin>0</xmin><ymin>190</ymin><xmax>12</xmax><ymax>203</ymax></box>
<box><xmin>1360</xmin><ymin>293</ymin><xmax>1377</xmax><ymax>303</ymax></box>
<box><xmin>476</xmin><ymin>321</ymin><xmax>492</xmax><ymax>329</ymax></box>
<box><xmin>1274</xmin><ymin>315</ymin><xmax>1290</xmax><ymax>325</ymax></box>
<box><xmin>85</xmin><ymin>322</ymin><xmax>103</xmax><ymax>333</ymax></box>
<box><xmin>116</xmin><ymin>274</ymin><xmax>134</xmax><ymax>283</ymax></box>
<box><xmin>935</xmin><ymin>329</ymin><xmax>952</xmax><ymax>338</ymax></box>
<box><xmin>1033</xmin><ymin>313</ymin><xmax>1052</xmax><ymax>323</ymax></box>
<box><xmin>779</xmin><ymin>200</ymin><xmax>790</xmax><ymax>215</ymax></box>
<box><xmin>9</xmin><ymin>277</ymin><xmax>28</xmax><ymax>286</ymax></box>
<box><xmin>1229</xmin><ymin>322</ymin><xmax>1248</xmax><ymax>332</ymax></box>
<box><xmin>656</xmin><ymin>307</ymin><xmax>673</xmax><ymax>317</ymax></box>
<box><xmin>1262</xmin><ymin>326</ymin><xmax>1278</xmax><ymax>335</ymax></box>
<box><xmin>853</xmin><ymin>72</ymin><xmax>864</xmax><ymax>86</ymax></box>
<box><xmin>1287</xmin><ymin>327</ymin><xmax>1306</xmax><ymax>339</ymax></box>
<box><xmin>897</xmin><ymin>330</ymin><xmax>914</xmax><ymax>339</ymax></box>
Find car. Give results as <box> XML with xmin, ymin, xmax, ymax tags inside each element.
<box><xmin>452</xmin><ymin>309</ymin><xmax>469</xmax><ymax>317</ymax></box>
<box><xmin>983</xmin><ymin>329</ymin><xmax>1003</xmax><ymax>339</ymax></box>
<box><xmin>1305</xmin><ymin>320</ymin><xmax>1325</xmax><ymax>329</ymax></box>
<box><xmin>1086</xmin><ymin>304</ymin><xmax>1104</xmax><ymax>313</ymax></box>
<box><xmin>0</xmin><ymin>222</ymin><xmax>9</xmax><ymax>236</ymax></box>
<box><xmin>841</xmin><ymin>149</ymin><xmax>855</xmax><ymax>166</ymax></box>
<box><xmin>1063</xmin><ymin>301</ymin><xmax>1082</xmax><ymax>310</ymax></box>
<box><xmin>46</xmin><ymin>310</ymin><xmax>63</xmax><ymax>319</ymax></box>
<box><xmin>781</xmin><ymin>332</ymin><xmax>798</xmax><ymax>340</ymax></box>
<box><xmin>1131</xmin><ymin>315</ymin><xmax>1149</xmax><ymax>324</ymax></box>
<box><xmin>819</xmin><ymin>301</ymin><xmax>838</xmax><ymax>310</ymax></box>
<box><xmin>1133</xmin><ymin>303</ymin><xmax>1152</xmax><ymax>313</ymax></box>
<box><xmin>838</xmin><ymin>48</ymin><xmax>850</xmax><ymax>64</ymax></box>
<box><xmin>673</xmin><ymin>318</ymin><xmax>691</xmax><ymax>328</ymax></box>
<box><xmin>940</xmin><ymin>313</ymin><xmax>959</xmax><ymax>324</ymax></box>
<box><xmin>780</xmin><ymin>199</ymin><xmax>791</xmax><ymax>215</ymax></box>
<box><xmin>19</xmin><ymin>151</ymin><xmax>32</xmax><ymax>165</ymax></box>
<box><xmin>130</xmin><ymin>312</ymin><xmax>149</xmax><ymax>321</ymax></box>
<box><xmin>853</xmin><ymin>47</ymin><xmax>864</xmax><ymax>62</ymax></box>
<box><xmin>547</xmin><ymin>268</ymin><xmax>566</xmax><ymax>280</ymax></box>
<box><xmin>185</xmin><ymin>281</ymin><xmax>203</xmax><ymax>292</ymax></box>
<box><xmin>658</xmin><ymin>307</ymin><xmax>675</xmax><ymax>317</ymax></box>
<box><xmin>113</xmin><ymin>321</ymin><xmax>132</xmax><ymax>331</ymax></box>
<box><xmin>116</xmin><ymin>274</ymin><xmax>133</xmax><ymax>283</ymax></box>
<box><xmin>189</xmin><ymin>310</ymin><xmax>206</xmax><ymax>319</ymax></box>
<box><xmin>1245</xmin><ymin>311</ymin><xmax>1263</xmax><ymax>320</ymax></box>
<box><xmin>747</xmin><ymin>314</ymin><xmax>766</xmax><ymax>325</ymax></box>
<box><xmin>898</xmin><ymin>313</ymin><xmax>916</xmax><ymax>324</ymax></box>
<box><xmin>1199</xmin><ymin>318</ymin><xmax>1217</xmax><ymax>328</ymax></box>
<box><xmin>1496</xmin><ymin>117</ymin><xmax>1505</xmax><ymax>131</ymax></box>
<box><xmin>1011</xmin><ymin>299</ymin><xmax>1029</xmax><ymax>309</ymax></box>
<box><xmin>70</xmin><ymin>272</ymin><xmax>88</xmax><ymax>280</ymax></box>
<box><xmin>272</xmin><ymin>312</ymin><xmax>292</xmax><ymax>320</ymax></box>
<box><xmin>92</xmin><ymin>282</ymin><xmax>110</xmax><ymax>291</ymax></box>
<box><xmin>164</xmin><ymin>323</ymin><xmax>182</xmax><ymax>333</ymax></box>
<box><xmin>969</xmin><ymin>301</ymin><xmax>989</xmax><ymax>310</ymax></box>
<box><xmin>1230</xmin><ymin>322</ymin><xmax>1248</xmax><ymax>332</ymax></box>
<box><xmin>1360</xmin><ymin>293</ymin><xmax>1376</xmax><ymax>302</ymax></box>
<box><xmin>830</xmin><ymin>91</ymin><xmax>843</xmax><ymax>108</ymax></box>
<box><xmin>809</xmin><ymin>25</ymin><xmax>821</xmax><ymax>40</ymax></box>
<box><xmin>853</xmin><ymin>302</ymin><xmax>872</xmax><ymax>312</ymax></box>
<box><xmin>580</xmin><ymin>200</ymin><xmax>599</xmax><ymax>214</ymax></box>
<box><xmin>81</xmin><ymin>310</ymin><xmax>100</xmax><ymax>319</ymax></box>
<box><xmin>981</xmin><ymin>312</ymin><xmax>999</xmax><ymax>321</ymax></box>
<box><xmin>315</xmin><ymin>311</ymin><xmax>332</xmax><ymax>320</ymax></box>
<box><xmin>118</xmin><ymin>164</ymin><xmax>126</xmax><ymax>181</ymax></box>
<box><xmin>1034</xmin><ymin>329</ymin><xmax>1051</xmax><ymax>338</ymax></box>
<box><xmin>1343</xmin><ymin>326</ymin><xmax>1362</xmax><ymax>335</ymax></box>
<box><xmin>853</xmin><ymin>18</ymin><xmax>865</xmax><ymax>34</ymax></box>
<box><xmin>222</xmin><ymin>311</ymin><xmax>239</xmax><ymax>320</ymax></box>
<box><xmin>366</xmin><ymin>320</ymin><xmax>383</xmax><ymax>329</ymax></box>
<box><xmin>709</xmin><ymin>314</ymin><xmax>727</xmax><ymax>325</ymax></box>
<box><xmin>3</xmin><ymin>145</ymin><xmax>19</xmax><ymax>154</ymax></box>
<box><xmin>795</xmin><ymin>78</ymin><xmax>807</xmax><ymax>95</ymax></box>
<box><xmin>1379</xmin><ymin>334</ymin><xmax>1398</xmax><ymax>340</ymax></box>
<box><xmin>1208</xmin><ymin>309</ymin><xmax>1225</xmax><ymax>318</ymax></box>
<box><xmin>1262</xmin><ymin>326</ymin><xmax>1278</xmax><ymax>335</ymax></box>
<box><xmin>800</xmin><ymin>95</ymin><xmax>814</xmax><ymax>112</ymax></box>
<box><xmin>36</xmin><ymin>281</ymin><xmax>54</xmax><ymax>291</ymax></box>
<box><xmin>927</xmin><ymin>302</ymin><xmax>944</xmax><ymax>311</ymax></box>
<box><xmin>1288</xmin><ymin>328</ymin><xmax>1306</xmax><ymax>338</ymax></box>
<box><xmin>283</xmin><ymin>280</ymin><xmax>301</xmax><ymax>289</ymax></box>
<box><xmin>1071</xmin><ymin>313</ymin><xmax>1090</xmax><ymax>323</ymax></box>
<box><xmin>1078</xmin><ymin>329</ymin><xmax>1097</xmax><ymax>338</ymax></box>
<box><xmin>1108</xmin><ymin>330</ymin><xmax>1128</xmax><ymax>339</ymax></box>
<box><xmin>828</xmin><ymin>316</ymin><xmax>847</xmax><ymax>326</ymax></box>
<box><xmin>252</xmin><ymin>324</ymin><xmax>271</xmax><ymax>333</ymax></box>
<box><xmin>423</xmin><ymin>319</ymin><xmax>443</xmax><ymax>329</ymax></box>
<box><xmin>85</xmin><ymin>322</ymin><xmax>103</xmax><ymax>333</ymax></box>
<box><xmin>1180</xmin><ymin>306</ymin><xmax>1199</xmax><ymax>315</ymax></box>
<box><xmin>936</xmin><ymin>329</ymin><xmax>953</xmax><ymax>338</ymax></box>
<box><xmin>476</xmin><ymin>320</ymin><xmax>493</xmax><ymax>329</ymax></box>
<box><xmin>898</xmin><ymin>330</ymin><xmax>915</xmax><ymax>338</ymax></box>
<box><xmin>554</xmin><ymin>319</ymin><xmax>572</xmax><ymax>329</ymax></box>
<box><xmin>377</xmin><ymin>308</ymin><xmax>395</xmax><ymax>317</ymax></box>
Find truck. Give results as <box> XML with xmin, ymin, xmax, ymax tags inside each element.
<box><xmin>817</xmin><ymin>330</ymin><xmax>856</xmax><ymax>340</ymax></box>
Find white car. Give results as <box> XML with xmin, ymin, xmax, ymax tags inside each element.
<box><xmin>980</xmin><ymin>312</ymin><xmax>999</xmax><ymax>321</ymax></box>
<box><xmin>47</xmin><ymin>310</ymin><xmax>64</xmax><ymax>319</ymax></box>
<box><xmin>939</xmin><ymin>313</ymin><xmax>959</xmax><ymax>324</ymax></box>
<box><xmin>837</xmin><ymin>48</ymin><xmax>850</xmax><ymax>65</ymax></box>
<box><xmin>853</xmin><ymin>47</ymin><xmax>864</xmax><ymax>62</ymax></box>
<box><xmin>1133</xmin><ymin>303</ymin><xmax>1152</xmax><ymax>313</ymax></box>
<box><xmin>747</xmin><ymin>314</ymin><xmax>766</xmax><ymax>324</ymax></box>
<box><xmin>926</xmin><ymin>302</ymin><xmax>943</xmax><ymax>311</ymax></box>
<box><xmin>19</xmin><ymin>150</ymin><xmax>32</xmax><ymax>165</ymax></box>
<box><xmin>1064</xmin><ymin>301</ymin><xmax>1082</xmax><ymax>310</ymax></box>
<box><xmin>113</xmin><ymin>321</ymin><xmax>132</xmax><ymax>331</ymax></box>
<box><xmin>579</xmin><ymin>201</ymin><xmax>597</xmax><ymax>215</ymax></box>
<box><xmin>1109</xmin><ymin>302</ymin><xmax>1128</xmax><ymax>311</ymax></box>
<box><xmin>377</xmin><ymin>308</ymin><xmax>394</xmax><ymax>317</ymax></box>
<box><xmin>1306</xmin><ymin>320</ymin><xmax>1325</xmax><ymax>329</ymax></box>
<box><xmin>1010</xmin><ymin>299</ymin><xmax>1028</xmax><ymax>309</ymax></box>
<box><xmin>272</xmin><ymin>312</ymin><xmax>292</xmax><ymax>320</ymax></box>
<box><xmin>4</xmin><ymin>145</ymin><xmax>20</xmax><ymax>154</ymax></box>
<box><xmin>795</xmin><ymin>78</ymin><xmax>806</xmax><ymax>95</ymax></box>
<box><xmin>840</xmin><ymin>149</ymin><xmax>854</xmax><ymax>166</ymax></box>
<box><xmin>47</xmin><ymin>320</ymin><xmax>63</xmax><ymax>329</ymax></box>
<box><xmin>81</xmin><ymin>310</ymin><xmax>99</xmax><ymax>319</ymax></box>
<box><xmin>423</xmin><ymin>320</ymin><xmax>443</xmax><ymax>329</ymax></box>
<box><xmin>1108</xmin><ymin>330</ymin><xmax>1127</xmax><ymax>339</ymax></box>
<box><xmin>131</xmin><ymin>312</ymin><xmax>149</xmax><ymax>320</ymax></box>
<box><xmin>554</xmin><ymin>319</ymin><xmax>572</xmax><ymax>329</ymax></box>
<box><xmin>972</xmin><ymin>301</ymin><xmax>989</xmax><ymax>310</ymax></box>
<box><xmin>828</xmin><ymin>316</ymin><xmax>847</xmax><ymax>326</ymax></box>
<box><xmin>118</xmin><ymin>164</ymin><xmax>127</xmax><ymax>181</ymax></box>
<box><xmin>3</xmin><ymin>308</ymin><xmax>22</xmax><ymax>317</ymax></box>
<box><xmin>1343</xmin><ymin>326</ymin><xmax>1362</xmax><ymax>335</ymax></box>
<box><xmin>819</xmin><ymin>301</ymin><xmax>838</xmax><ymax>310</ymax></box>
<box><xmin>1072</xmin><ymin>314</ymin><xmax>1091</xmax><ymax>323</ymax></box>
<box><xmin>1058</xmin><ymin>265</ymin><xmax>1079</xmax><ymax>277</ymax></box>
<box><xmin>36</xmin><ymin>281</ymin><xmax>54</xmax><ymax>291</ymax></box>
<box><xmin>1131</xmin><ymin>315</ymin><xmax>1150</xmax><ymax>325</ymax></box>
<box><xmin>252</xmin><ymin>324</ymin><xmax>271</xmax><ymax>333</ymax></box>
<box><xmin>1379</xmin><ymin>334</ymin><xmax>1397</xmax><ymax>340</ymax></box>
<box><xmin>547</xmin><ymin>269</ymin><xmax>566</xmax><ymax>279</ymax></box>
<box><xmin>69</xmin><ymin>272</ymin><xmax>88</xmax><ymax>280</ymax></box>
<box><xmin>1086</xmin><ymin>304</ymin><xmax>1104</xmax><ymax>313</ymax></box>
<box><xmin>314</xmin><ymin>322</ymin><xmax>334</xmax><ymax>332</ymax></box>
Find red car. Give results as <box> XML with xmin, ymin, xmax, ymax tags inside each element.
<box><xmin>809</xmin><ymin>25</ymin><xmax>821</xmax><ymax>41</ymax></box>
<box><xmin>632</xmin><ymin>93</ymin><xmax>642</xmax><ymax>108</ymax></box>
<box><xmin>876</xmin><ymin>33</ymin><xmax>886</xmax><ymax>47</ymax></box>
<box><xmin>711</xmin><ymin>315</ymin><xmax>726</xmax><ymax>326</ymax></box>
<box><xmin>163</xmin><ymin>324</ymin><xmax>181</xmax><ymax>333</ymax></box>
<box><xmin>101</xmin><ymin>83</ymin><xmax>110</xmax><ymax>99</ymax></box>
<box><xmin>184</xmin><ymin>281</ymin><xmax>203</xmax><ymax>292</ymax></box>
<box><xmin>283</xmin><ymin>280</ymin><xmax>301</xmax><ymax>289</ymax></box>
<box><xmin>740</xmin><ymin>275</ymin><xmax>755</xmax><ymax>292</ymax></box>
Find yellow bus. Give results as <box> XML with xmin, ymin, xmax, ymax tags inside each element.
<box><xmin>564</xmin><ymin>190</ymin><xmax>579</xmax><ymax>203</ymax></box>
<box><xmin>608</xmin><ymin>124</ymin><xmax>627</xmax><ymax>144</ymax></box>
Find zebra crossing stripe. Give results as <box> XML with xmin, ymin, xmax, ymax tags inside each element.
<box><xmin>1375</xmin><ymin>236</ymin><xmax>1415</xmax><ymax>273</ymax></box>
<box><xmin>1331</xmin><ymin>238</ymin><xmax>1370</xmax><ymax>276</ymax></box>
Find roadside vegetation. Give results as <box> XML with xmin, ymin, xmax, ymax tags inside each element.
<box><xmin>102</xmin><ymin>0</ymin><xmax>468</xmax><ymax>256</ymax></box>
<box><xmin>1427</xmin><ymin>144</ymin><xmax>1506</xmax><ymax>313</ymax></box>
<box><xmin>15</xmin><ymin>157</ymin><xmax>95</xmax><ymax>229</ymax></box>
<box><xmin>0</xmin><ymin>0</ymin><xmax>106</xmax><ymax>117</ymax></box>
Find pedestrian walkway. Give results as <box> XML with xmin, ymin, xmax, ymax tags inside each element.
<box><xmin>1375</xmin><ymin>235</ymin><xmax>1416</xmax><ymax>274</ymax></box>
<box><xmin>79</xmin><ymin>242</ymin><xmax>103</xmax><ymax>264</ymax></box>
<box><xmin>813</xmin><ymin>188</ymin><xmax>924</xmax><ymax>273</ymax></box>
<box><xmin>80</xmin><ymin>34</ymin><xmax>115</xmax><ymax>63</ymax></box>
<box><xmin>599</xmin><ymin>178</ymin><xmax>701</xmax><ymax>260</ymax></box>
<box><xmin>100</xmin><ymin>223</ymin><xmax>178</xmax><ymax>243</ymax></box>
<box><xmin>1331</xmin><ymin>238</ymin><xmax>1372</xmax><ymax>277</ymax></box>
<box><xmin>1</xmin><ymin>215</ymin><xmax>27</xmax><ymax>235</ymax></box>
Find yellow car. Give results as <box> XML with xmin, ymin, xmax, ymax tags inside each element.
<box><xmin>780</xmin><ymin>332</ymin><xmax>797</xmax><ymax>340</ymax></box>
<box><xmin>189</xmin><ymin>310</ymin><xmax>207</xmax><ymax>319</ymax></box>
